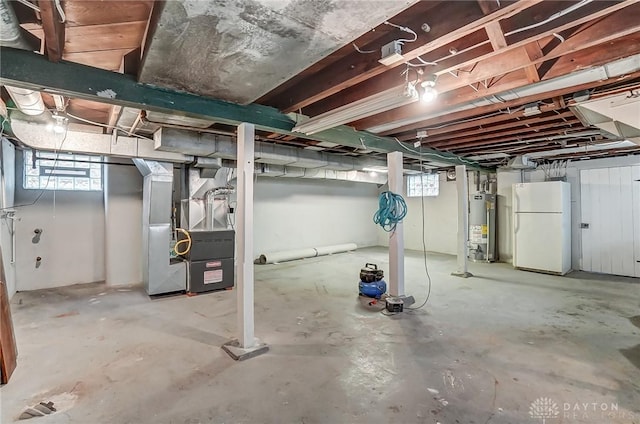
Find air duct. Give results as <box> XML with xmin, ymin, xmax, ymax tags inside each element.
<box><xmin>132</xmin><ymin>159</ymin><xmax>186</xmax><ymax>295</ymax></box>
<box><xmin>4</xmin><ymin>86</ymin><xmax>45</xmax><ymax>116</ymax></box>
<box><xmin>0</xmin><ymin>0</ymin><xmax>45</xmax><ymax>116</ymax></box>
<box><xmin>154</xmin><ymin>127</ymin><xmax>390</xmax><ymax>172</ymax></box>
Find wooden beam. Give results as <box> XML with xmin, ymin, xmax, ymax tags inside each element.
<box><xmin>353</xmin><ymin>14</ymin><xmax>640</xmax><ymax>133</ymax></box>
<box><xmin>485</xmin><ymin>21</ymin><xmax>507</xmax><ymax>50</ymax></box>
<box><xmin>272</xmin><ymin>0</ymin><xmax>543</xmax><ymax>112</ymax></box>
<box><xmin>106</xmin><ymin>105</ymin><xmax>122</xmax><ymax>135</ymax></box>
<box><xmin>380</xmin><ymin>71</ymin><xmax>640</xmax><ymax>136</ymax></box>
<box><xmin>429</xmin><ymin>120</ymin><xmax>582</xmax><ymax>149</ymax></box>
<box><xmin>0</xmin><ymin>47</ymin><xmax>487</xmax><ymax>170</ymax></box>
<box><xmin>523</xmin><ymin>41</ymin><xmax>543</xmax><ymax>82</ymax></box>
<box><xmin>449</xmin><ymin>127</ymin><xmax>595</xmax><ymax>151</ymax></box>
<box><xmin>38</xmin><ymin>0</ymin><xmax>65</xmax><ymax>62</ymax></box>
<box><xmin>306</xmin><ymin>1</ymin><xmax>639</xmax><ymax>118</ymax></box>
<box><xmin>414</xmin><ymin>112</ymin><xmax>577</xmax><ymax>143</ymax></box>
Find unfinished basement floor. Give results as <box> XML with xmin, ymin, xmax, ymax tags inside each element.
<box><xmin>1</xmin><ymin>247</ymin><xmax>639</xmax><ymax>424</ymax></box>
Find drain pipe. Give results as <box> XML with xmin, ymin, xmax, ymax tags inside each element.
<box><xmin>0</xmin><ymin>0</ymin><xmax>45</xmax><ymax>116</ymax></box>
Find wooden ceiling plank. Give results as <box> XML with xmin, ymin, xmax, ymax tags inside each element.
<box><xmin>354</xmin><ymin>13</ymin><xmax>640</xmax><ymax>132</ymax></box>
<box><xmin>64</xmin><ymin>1</ymin><xmax>153</xmax><ymax>27</ymax></box>
<box><xmin>428</xmin><ymin>119</ymin><xmax>582</xmax><ymax>148</ymax></box>
<box><xmin>391</xmin><ymin>94</ymin><xmax>557</xmax><ymax>139</ymax></box>
<box><xmin>302</xmin><ymin>29</ymin><xmax>491</xmax><ymax>117</ymax></box>
<box><xmin>63</xmin><ymin>21</ymin><xmax>148</xmax><ymax>54</ymax></box>
<box><xmin>381</xmin><ymin>71</ymin><xmax>640</xmax><ymax>136</ymax></box>
<box><xmin>413</xmin><ymin>111</ymin><xmax>576</xmax><ymax>143</ymax></box>
<box><xmin>308</xmin><ymin>2</ymin><xmax>638</xmax><ymax>118</ymax></box>
<box><xmin>106</xmin><ymin>105</ymin><xmax>122</xmax><ymax>135</ymax></box>
<box><xmin>38</xmin><ymin>0</ymin><xmax>65</xmax><ymax>62</ymax></box>
<box><xmin>63</xmin><ymin>48</ymin><xmax>134</xmax><ymax>72</ymax></box>
<box><xmin>448</xmin><ymin>127</ymin><xmax>594</xmax><ymax>151</ymax></box>
<box><xmin>434</xmin><ymin>1</ymin><xmax>638</xmax><ymax>78</ymax></box>
<box><xmin>272</xmin><ymin>0</ymin><xmax>543</xmax><ymax>113</ymax></box>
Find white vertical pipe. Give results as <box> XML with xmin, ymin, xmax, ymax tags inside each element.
<box><xmin>236</xmin><ymin>123</ymin><xmax>255</xmax><ymax>348</ymax></box>
<box><xmin>387</xmin><ymin>151</ymin><xmax>404</xmax><ymax>296</ymax></box>
<box><xmin>455</xmin><ymin>165</ymin><xmax>470</xmax><ymax>275</ymax></box>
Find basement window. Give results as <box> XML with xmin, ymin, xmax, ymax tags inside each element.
<box><xmin>407</xmin><ymin>173</ymin><xmax>439</xmax><ymax>197</ymax></box>
<box><xmin>23</xmin><ymin>150</ymin><xmax>103</xmax><ymax>191</ymax></box>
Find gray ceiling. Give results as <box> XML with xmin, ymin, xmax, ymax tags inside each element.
<box><xmin>138</xmin><ymin>0</ymin><xmax>417</xmax><ymax>104</ymax></box>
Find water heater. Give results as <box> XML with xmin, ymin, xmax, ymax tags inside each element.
<box><xmin>468</xmin><ymin>193</ymin><xmax>497</xmax><ymax>262</ymax></box>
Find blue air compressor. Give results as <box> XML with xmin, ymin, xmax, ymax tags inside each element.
<box><xmin>358</xmin><ymin>263</ymin><xmax>387</xmax><ymax>299</ymax></box>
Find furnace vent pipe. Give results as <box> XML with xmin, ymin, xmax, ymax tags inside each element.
<box><xmin>1</xmin><ymin>0</ymin><xmax>45</xmax><ymax>115</ymax></box>
<box><xmin>257</xmin><ymin>243</ymin><xmax>357</xmax><ymax>264</ymax></box>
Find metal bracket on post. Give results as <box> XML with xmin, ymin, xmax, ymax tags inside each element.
<box><xmin>221</xmin><ymin>122</ymin><xmax>268</xmax><ymax>360</ymax></box>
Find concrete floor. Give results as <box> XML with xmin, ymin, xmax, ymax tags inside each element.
<box><xmin>1</xmin><ymin>247</ymin><xmax>639</xmax><ymax>424</ymax></box>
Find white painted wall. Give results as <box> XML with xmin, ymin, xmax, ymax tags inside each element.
<box><xmin>0</xmin><ymin>139</ymin><xmax>16</xmax><ymax>298</ymax></box>
<box><xmin>496</xmin><ymin>155</ymin><xmax>640</xmax><ymax>270</ymax></box>
<box><xmin>253</xmin><ymin>177</ymin><xmax>380</xmax><ymax>256</ymax></box>
<box><xmin>377</xmin><ymin>173</ymin><xmax>460</xmax><ymax>255</ymax></box>
<box><xmin>13</xmin><ymin>150</ymin><xmax>105</xmax><ymax>291</ymax></box>
<box><xmin>104</xmin><ymin>163</ymin><xmax>143</xmax><ymax>286</ymax></box>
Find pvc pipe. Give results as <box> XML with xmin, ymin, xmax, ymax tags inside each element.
<box><xmin>314</xmin><ymin>243</ymin><xmax>357</xmax><ymax>256</ymax></box>
<box><xmin>258</xmin><ymin>243</ymin><xmax>357</xmax><ymax>264</ymax></box>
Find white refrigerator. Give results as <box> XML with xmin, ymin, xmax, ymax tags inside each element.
<box><xmin>513</xmin><ymin>181</ymin><xmax>571</xmax><ymax>275</ymax></box>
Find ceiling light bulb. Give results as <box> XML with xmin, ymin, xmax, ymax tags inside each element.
<box><xmin>53</xmin><ymin>123</ymin><xmax>66</xmax><ymax>134</ymax></box>
<box><xmin>50</xmin><ymin>113</ymin><xmax>68</xmax><ymax>134</ymax></box>
<box><xmin>421</xmin><ymin>85</ymin><xmax>438</xmax><ymax>103</ymax></box>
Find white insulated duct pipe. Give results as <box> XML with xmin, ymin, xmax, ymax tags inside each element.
<box><xmin>257</xmin><ymin>243</ymin><xmax>357</xmax><ymax>264</ymax></box>
<box><xmin>1</xmin><ymin>0</ymin><xmax>45</xmax><ymax>115</ymax></box>
<box><xmin>4</xmin><ymin>86</ymin><xmax>45</xmax><ymax>116</ymax></box>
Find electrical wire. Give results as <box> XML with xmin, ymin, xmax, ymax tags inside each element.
<box><xmin>373</xmin><ymin>191</ymin><xmax>407</xmax><ymax>232</ymax></box>
<box><xmin>173</xmin><ymin>228</ymin><xmax>192</xmax><ymax>255</ymax></box>
<box><xmin>383</xmin><ymin>21</ymin><xmax>417</xmax><ymax>43</ymax></box>
<box><xmin>53</xmin><ymin>0</ymin><xmax>66</xmax><ymax>22</ymax></box>
<box><xmin>504</xmin><ymin>0</ymin><xmax>593</xmax><ymax>37</ymax></box>
<box><xmin>64</xmin><ymin>112</ymin><xmax>156</xmax><ymax>142</ymax></box>
<box><xmin>393</xmin><ymin>137</ymin><xmax>480</xmax><ymax>166</ymax></box>
<box><xmin>352</xmin><ymin>42</ymin><xmax>376</xmax><ymax>54</ymax></box>
<box><xmin>14</xmin><ymin>0</ymin><xmax>40</xmax><ymax>12</ymax></box>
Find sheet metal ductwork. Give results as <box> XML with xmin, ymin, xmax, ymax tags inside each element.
<box><xmin>133</xmin><ymin>159</ymin><xmax>186</xmax><ymax>295</ymax></box>
<box><xmin>0</xmin><ymin>0</ymin><xmax>45</xmax><ymax>116</ymax></box>
<box><xmin>154</xmin><ymin>127</ymin><xmax>389</xmax><ymax>171</ymax></box>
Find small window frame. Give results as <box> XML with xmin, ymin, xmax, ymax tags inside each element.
<box><xmin>406</xmin><ymin>173</ymin><xmax>439</xmax><ymax>197</ymax></box>
<box><xmin>23</xmin><ymin>150</ymin><xmax>103</xmax><ymax>192</ymax></box>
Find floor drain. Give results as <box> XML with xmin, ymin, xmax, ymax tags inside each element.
<box><xmin>18</xmin><ymin>401</ymin><xmax>56</xmax><ymax>420</ymax></box>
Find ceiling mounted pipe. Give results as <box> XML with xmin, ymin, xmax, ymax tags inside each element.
<box><xmin>1</xmin><ymin>0</ymin><xmax>45</xmax><ymax>115</ymax></box>
<box><xmin>4</xmin><ymin>86</ymin><xmax>45</xmax><ymax>116</ymax></box>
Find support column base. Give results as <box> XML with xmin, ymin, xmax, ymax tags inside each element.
<box><xmin>221</xmin><ymin>338</ymin><xmax>269</xmax><ymax>361</ymax></box>
<box><xmin>451</xmin><ymin>271</ymin><xmax>473</xmax><ymax>278</ymax></box>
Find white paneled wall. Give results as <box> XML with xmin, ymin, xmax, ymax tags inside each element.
<box><xmin>580</xmin><ymin>166</ymin><xmax>640</xmax><ymax>277</ymax></box>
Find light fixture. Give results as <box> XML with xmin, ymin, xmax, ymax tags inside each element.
<box><xmin>292</xmin><ymin>82</ymin><xmax>419</xmax><ymax>135</ymax></box>
<box><xmin>50</xmin><ymin>112</ymin><xmax>68</xmax><ymax>134</ymax></box>
<box><xmin>420</xmin><ymin>74</ymin><xmax>438</xmax><ymax>103</ymax></box>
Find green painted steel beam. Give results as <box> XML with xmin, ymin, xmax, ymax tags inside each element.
<box><xmin>0</xmin><ymin>47</ymin><xmax>486</xmax><ymax>170</ymax></box>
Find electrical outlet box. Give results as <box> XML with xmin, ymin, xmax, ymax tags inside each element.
<box><xmin>379</xmin><ymin>40</ymin><xmax>404</xmax><ymax>66</ymax></box>
<box><xmin>417</xmin><ymin>130</ymin><xmax>428</xmax><ymax>139</ymax></box>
